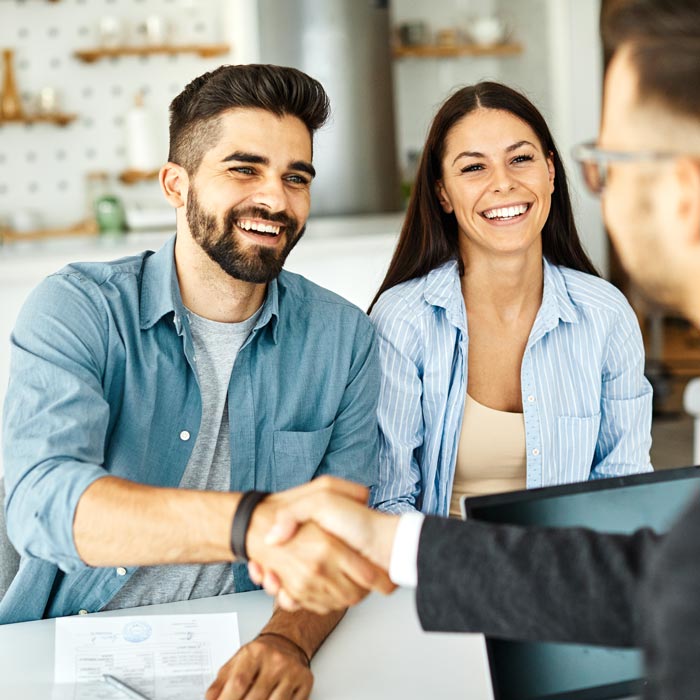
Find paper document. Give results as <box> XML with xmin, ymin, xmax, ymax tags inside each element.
<box><xmin>52</xmin><ymin>612</ymin><xmax>240</xmax><ymax>700</ymax></box>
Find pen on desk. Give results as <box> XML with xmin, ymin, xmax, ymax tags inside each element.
<box><xmin>102</xmin><ymin>673</ymin><xmax>152</xmax><ymax>700</ymax></box>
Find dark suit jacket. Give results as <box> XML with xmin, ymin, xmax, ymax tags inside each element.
<box><xmin>415</xmin><ymin>496</ymin><xmax>700</xmax><ymax>699</ymax></box>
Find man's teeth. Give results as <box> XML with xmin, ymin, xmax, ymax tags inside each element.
<box><xmin>237</xmin><ymin>220</ymin><xmax>281</xmax><ymax>235</ymax></box>
<box><xmin>483</xmin><ymin>204</ymin><xmax>529</xmax><ymax>220</ymax></box>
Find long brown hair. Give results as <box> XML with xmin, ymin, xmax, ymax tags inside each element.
<box><xmin>369</xmin><ymin>81</ymin><xmax>598</xmax><ymax>313</ymax></box>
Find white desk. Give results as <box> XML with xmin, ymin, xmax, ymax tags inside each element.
<box><xmin>0</xmin><ymin>588</ymin><xmax>493</xmax><ymax>699</ymax></box>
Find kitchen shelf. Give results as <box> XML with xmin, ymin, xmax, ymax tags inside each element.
<box><xmin>74</xmin><ymin>43</ymin><xmax>231</xmax><ymax>63</ymax></box>
<box><xmin>0</xmin><ymin>112</ymin><xmax>78</xmax><ymax>127</ymax></box>
<box><xmin>0</xmin><ymin>218</ymin><xmax>97</xmax><ymax>245</ymax></box>
<box><xmin>393</xmin><ymin>42</ymin><xmax>523</xmax><ymax>59</ymax></box>
<box><xmin>119</xmin><ymin>169</ymin><xmax>160</xmax><ymax>185</ymax></box>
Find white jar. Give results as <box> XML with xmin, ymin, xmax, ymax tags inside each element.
<box><xmin>469</xmin><ymin>15</ymin><xmax>506</xmax><ymax>45</ymax></box>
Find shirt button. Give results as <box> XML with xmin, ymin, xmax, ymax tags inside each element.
<box><xmin>532</xmin><ymin>448</ymin><xmax>540</xmax><ymax>456</ymax></box>
<box><xmin>180</xmin><ymin>430</ymin><xmax>190</xmax><ymax>441</ymax></box>
<box><xmin>527</xmin><ymin>395</ymin><xmax>535</xmax><ymax>402</ymax></box>
<box><xmin>78</xmin><ymin>609</ymin><xmax>88</xmax><ymax>615</ymax></box>
<box><xmin>116</xmin><ymin>567</ymin><xmax>127</xmax><ymax>576</ymax></box>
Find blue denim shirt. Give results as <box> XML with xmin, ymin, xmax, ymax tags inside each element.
<box><xmin>1</xmin><ymin>236</ymin><xmax>379</xmax><ymax>623</ymax></box>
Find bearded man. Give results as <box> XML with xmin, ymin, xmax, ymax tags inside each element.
<box><xmin>1</xmin><ymin>64</ymin><xmax>392</xmax><ymax>700</ymax></box>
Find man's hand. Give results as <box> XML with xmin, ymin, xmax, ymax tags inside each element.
<box><xmin>248</xmin><ymin>477</ymin><xmax>401</xmax><ymax>610</ymax></box>
<box><xmin>206</xmin><ymin>635</ymin><xmax>312</xmax><ymax>700</ymax></box>
<box><xmin>246</xmin><ymin>477</ymin><xmax>395</xmax><ymax>614</ymax></box>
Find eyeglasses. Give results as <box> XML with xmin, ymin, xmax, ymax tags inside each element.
<box><xmin>571</xmin><ymin>141</ymin><xmax>682</xmax><ymax>196</ymax></box>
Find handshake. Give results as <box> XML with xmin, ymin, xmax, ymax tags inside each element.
<box><xmin>244</xmin><ymin>477</ymin><xmax>401</xmax><ymax>614</ymax></box>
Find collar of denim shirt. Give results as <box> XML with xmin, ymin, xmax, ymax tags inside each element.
<box><xmin>137</xmin><ymin>235</ymin><xmax>280</xmax><ymax>343</ymax></box>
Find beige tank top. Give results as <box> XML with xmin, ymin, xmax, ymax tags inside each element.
<box><xmin>448</xmin><ymin>394</ymin><xmax>527</xmax><ymax>518</ymax></box>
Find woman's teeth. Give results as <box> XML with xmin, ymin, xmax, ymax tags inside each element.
<box><xmin>483</xmin><ymin>204</ymin><xmax>529</xmax><ymax>220</ymax></box>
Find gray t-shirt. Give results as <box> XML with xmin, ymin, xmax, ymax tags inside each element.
<box><xmin>102</xmin><ymin>305</ymin><xmax>261</xmax><ymax>610</ymax></box>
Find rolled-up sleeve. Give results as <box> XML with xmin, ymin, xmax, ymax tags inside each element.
<box><xmin>369</xmin><ymin>294</ymin><xmax>424</xmax><ymax>514</ymax></box>
<box><xmin>3</xmin><ymin>272</ymin><xmax>111</xmax><ymax>572</ymax></box>
<box><xmin>592</xmin><ymin>299</ymin><xmax>653</xmax><ymax>478</ymax></box>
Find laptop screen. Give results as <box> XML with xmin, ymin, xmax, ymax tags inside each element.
<box><xmin>461</xmin><ymin>465</ymin><xmax>700</xmax><ymax>700</ymax></box>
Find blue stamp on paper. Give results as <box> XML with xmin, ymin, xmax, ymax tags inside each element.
<box><xmin>122</xmin><ymin>621</ymin><xmax>152</xmax><ymax>643</ymax></box>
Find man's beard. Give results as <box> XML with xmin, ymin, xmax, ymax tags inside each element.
<box><xmin>186</xmin><ymin>189</ymin><xmax>305</xmax><ymax>284</ymax></box>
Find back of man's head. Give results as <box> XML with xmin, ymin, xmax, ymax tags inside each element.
<box><xmin>601</xmin><ymin>0</ymin><xmax>700</xmax><ymax>121</ymax></box>
<box><xmin>168</xmin><ymin>64</ymin><xmax>331</xmax><ymax>175</ymax></box>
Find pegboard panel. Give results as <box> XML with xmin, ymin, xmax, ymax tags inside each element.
<box><xmin>0</xmin><ymin>0</ymin><xmax>233</xmax><ymax>230</ymax></box>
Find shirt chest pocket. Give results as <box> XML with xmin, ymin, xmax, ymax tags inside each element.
<box><xmin>272</xmin><ymin>424</ymin><xmax>334</xmax><ymax>490</ymax></box>
<box><xmin>554</xmin><ymin>413</ymin><xmax>601</xmax><ymax>484</ymax></box>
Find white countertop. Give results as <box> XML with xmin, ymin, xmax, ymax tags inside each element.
<box><xmin>0</xmin><ymin>212</ymin><xmax>404</xmax><ymax>264</ymax></box>
<box><xmin>0</xmin><ymin>211</ymin><xmax>404</xmax><ymax>310</ymax></box>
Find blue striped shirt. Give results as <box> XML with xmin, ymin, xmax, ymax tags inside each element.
<box><xmin>370</xmin><ymin>258</ymin><xmax>653</xmax><ymax>516</ymax></box>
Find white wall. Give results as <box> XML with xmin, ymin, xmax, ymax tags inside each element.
<box><xmin>496</xmin><ymin>0</ymin><xmax>553</xmax><ymax>123</ymax></box>
<box><xmin>390</xmin><ymin>0</ymin><xmax>500</xmax><ymax>177</ymax></box>
<box><xmin>503</xmin><ymin>0</ymin><xmax>607</xmax><ymax>274</ymax></box>
<box><xmin>549</xmin><ymin>0</ymin><xmax>607</xmax><ymax>276</ymax></box>
<box><xmin>223</xmin><ymin>0</ymin><xmax>261</xmax><ymax>63</ymax></box>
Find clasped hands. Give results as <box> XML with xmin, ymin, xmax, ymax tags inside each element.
<box><xmin>245</xmin><ymin>477</ymin><xmax>400</xmax><ymax>613</ymax></box>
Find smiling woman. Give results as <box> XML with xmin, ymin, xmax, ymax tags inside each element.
<box><xmin>368</xmin><ymin>82</ymin><xmax>654</xmax><ymax>518</ymax></box>
<box><xmin>436</xmin><ymin>108</ymin><xmax>556</xmax><ymax>260</ymax></box>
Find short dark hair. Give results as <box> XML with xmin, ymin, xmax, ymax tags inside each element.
<box><xmin>168</xmin><ymin>63</ymin><xmax>331</xmax><ymax>174</ymax></box>
<box><xmin>369</xmin><ymin>82</ymin><xmax>598</xmax><ymax>312</ymax></box>
<box><xmin>601</xmin><ymin>0</ymin><xmax>700</xmax><ymax>119</ymax></box>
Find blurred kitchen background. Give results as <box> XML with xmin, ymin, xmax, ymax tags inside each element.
<box><xmin>0</xmin><ymin>0</ymin><xmax>698</xmax><ymax>474</ymax></box>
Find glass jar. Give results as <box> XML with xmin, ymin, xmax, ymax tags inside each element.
<box><xmin>86</xmin><ymin>172</ymin><xmax>126</xmax><ymax>235</ymax></box>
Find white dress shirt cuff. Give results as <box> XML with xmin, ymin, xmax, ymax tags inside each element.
<box><xmin>388</xmin><ymin>512</ymin><xmax>425</xmax><ymax>588</ymax></box>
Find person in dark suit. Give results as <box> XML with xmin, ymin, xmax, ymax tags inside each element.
<box><xmin>246</xmin><ymin>2</ymin><xmax>700</xmax><ymax>697</ymax></box>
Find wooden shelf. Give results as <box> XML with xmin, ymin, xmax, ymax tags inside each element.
<box><xmin>0</xmin><ymin>112</ymin><xmax>78</xmax><ymax>127</ymax></box>
<box><xmin>393</xmin><ymin>42</ymin><xmax>523</xmax><ymax>59</ymax></box>
<box><xmin>74</xmin><ymin>43</ymin><xmax>231</xmax><ymax>63</ymax></box>
<box><xmin>0</xmin><ymin>218</ymin><xmax>97</xmax><ymax>244</ymax></box>
<box><xmin>119</xmin><ymin>169</ymin><xmax>160</xmax><ymax>185</ymax></box>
